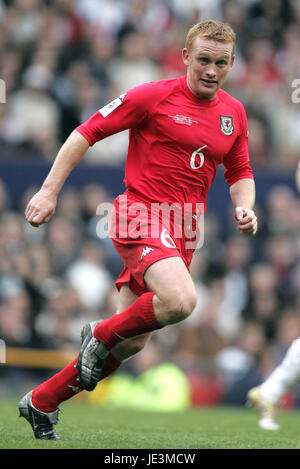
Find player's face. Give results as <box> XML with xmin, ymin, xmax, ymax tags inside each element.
<box><xmin>182</xmin><ymin>36</ymin><xmax>234</xmax><ymax>100</ymax></box>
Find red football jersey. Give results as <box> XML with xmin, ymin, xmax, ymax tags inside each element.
<box><xmin>77</xmin><ymin>75</ymin><xmax>253</xmax><ymax>214</ymax></box>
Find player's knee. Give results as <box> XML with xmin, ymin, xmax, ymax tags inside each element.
<box><xmin>163</xmin><ymin>289</ymin><xmax>197</xmax><ymax>324</ymax></box>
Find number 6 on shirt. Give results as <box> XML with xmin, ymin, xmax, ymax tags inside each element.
<box><xmin>190</xmin><ymin>145</ymin><xmax>206</xmax><ymax>169</ymax></box>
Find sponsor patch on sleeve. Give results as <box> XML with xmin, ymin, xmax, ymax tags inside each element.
<box><xmin>99</xmin><ymin>93</ymin><xmax>126</xmax><ymax>118</ymax></box>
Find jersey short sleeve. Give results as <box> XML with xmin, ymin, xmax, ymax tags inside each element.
<box><xmin>222</xmin><ymin>102</ymin><xmax>253</xmax><ymax>186</ymax></box>
<box><xmin>76</xmin><ymin>82</ymin><xmax>158</xmax><ymax>146</ymax></box>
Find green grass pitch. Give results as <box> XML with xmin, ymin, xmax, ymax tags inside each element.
<box><xmin>1</xmin><ymin>399</ymin><xmax>300</xmax><ymax>449</ymax></box>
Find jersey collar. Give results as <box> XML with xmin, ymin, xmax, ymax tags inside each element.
<box><xmin>181</xmin><ymin>75</ymin><xmax>220</xmax><ymax>107</ymax></box>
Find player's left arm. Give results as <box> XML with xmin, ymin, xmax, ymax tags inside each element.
<box><xmin>229</xmin><ymin>178</ymin><xmax>257</xmax><ymax>236</ymax></box>
<box><xmin>223</xmin><ymin>103</ymin><xmax>257</xmax><ymax>236</ymax></box>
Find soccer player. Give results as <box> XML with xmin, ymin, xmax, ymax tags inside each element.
<box><xmin>18</xmin><ymin>20</ymin><xmax>257</xmax><ymax>439</ymax></box>
<box><xmin>247</xmin><ymin>161</ymin><xmax>300</xmax><ymax>431</ymax></box>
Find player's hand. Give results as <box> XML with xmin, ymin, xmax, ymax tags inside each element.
<box><xmin>234</xmin><ymin>206</ymin><xmax>257</xmax><ymax>236</ymax></box>
<box><xmin>25</xmin><ymin>188</ymin><xmax>57</xmax><ymax>227</ymax></box>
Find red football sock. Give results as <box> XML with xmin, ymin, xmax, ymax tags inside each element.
<box><xmin>31</xmin><ymin>293</ymin><xmax>158</xmax><ymax>412</ymax></box>
<box><xmin>100</xmin><ymin>352</ymin><xmax>121</xmax><ymax>380</ymax></box>
<box><xmin>32</xmin><ymin>358</ymin><xmax>83</xmax><ymax>412</ymax></box>
<box><xmin>32</xmin><ymin>353</ymin><xmax>121</xmax><ymax>412</ymax></box>
<box><xmin>93</xmin><ymin>291</ymin><xmax>162</xmax><ymax>349</ymax></box>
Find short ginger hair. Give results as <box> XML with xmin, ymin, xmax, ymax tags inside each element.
<box><xmin>185</xmin><ymin>20</ymin><xmax>236</xmax><ymax>56</ymax></box>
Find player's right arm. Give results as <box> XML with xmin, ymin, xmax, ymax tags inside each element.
<box><xmin>25</xmin><ymin>130</ymin><xmax>89</xmax><ymax>227</ymax></box>
<box><xmin>25</xmin><ymin>82</ymin><xmax>158</xmax><ymax>227</ymax></box>
<box><xmin>296</xmin><ymin>160</ymin><xmax>300</xmax><ymax>194</ymax></box>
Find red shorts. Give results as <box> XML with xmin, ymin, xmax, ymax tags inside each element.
<box><xmin>110</xmin><ymin>191</ymin><xmax>199</xmax><ymax>296</ymax></box>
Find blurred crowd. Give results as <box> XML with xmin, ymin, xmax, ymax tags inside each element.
<box><xmin>0</xmin><ymin>175</ymin><xmax>300</xmax><ymax>408</ymax></box>
<box><xmin>0</xmin><ymin>0</ymin><xmax>299</xmax><ymax>168</ymax></box>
